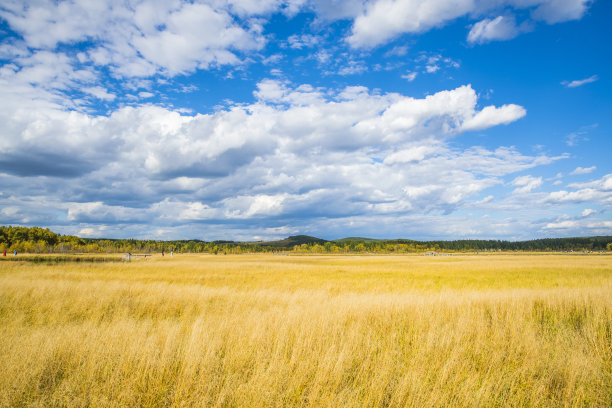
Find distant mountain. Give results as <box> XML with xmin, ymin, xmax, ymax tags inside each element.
<box><xmin>333</xmin><ymin>237</ymin><xmax>384</xmax><ymax>243</ymax></box>
<box><xmin>258</xmin><ymin>235</ymin><xmax>328</xmax><ymax>247</ymax></box>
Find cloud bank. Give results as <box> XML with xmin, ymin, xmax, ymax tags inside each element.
<box><xmin>0</xmin><ymin>0</ymin><xmax>607</xmax><ymax>240</ymax></box>
<box><xmin>0</xmin><ymin>76</ymin><xmax>557</xmax><ymax>239</ymax></box>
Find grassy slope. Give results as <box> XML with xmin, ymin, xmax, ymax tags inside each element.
<box><xmin>0</xmin><ymin>254</ymin><xmax>611</xmax><ymax>407</ymax></box>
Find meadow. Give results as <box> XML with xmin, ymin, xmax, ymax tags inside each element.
<box><xmin>0</xmin><ymin>254</ymin><xmax>610</xmax><ymax>407</ymax></box>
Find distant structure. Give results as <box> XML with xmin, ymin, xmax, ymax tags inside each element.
<box><xmin>425</xmin><ymin>251</ymin><xmax>451</xmax><ymax>256</ymax></box>
<box><xmin>122</xmin><ymin>253</ymin><xmax>152</xmax><ymax>261</ymax></box>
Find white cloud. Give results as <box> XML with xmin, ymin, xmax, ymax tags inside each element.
<box><xmin>154</xmin><ymin>199</ymin><xmax>218</xmax><ymax>222</ymax></box>
<box><xmin>352</xmin><ymin>85</ymin><xmax>526</xmax><ymax>144</ymax></box>
<box><xmin>544</xmin><ymin>220</ymin><xmax>578</xmax><ymax>229</ymax></box>
<box><xmin>337</xmin><ymin>60</ymin><xmax>369</xmax><ymax>75</ymax></box>
<box><xmin>511</xmin><ymin>175</ymin><xmax>542</xmax><ymax>193</ymax></box>
<box><xmin>0</xmin><ymin>41</ymin><xmax>29</xmax><ymax>59</ymax></box>
<box><xmin>425</xmin><ymin>64</ymin><xmax>439</xmax><ymax>73</ymax></box>
<box><xmin>0</xmin><ymin>1</ymin><xmax>603</xmax><ymax>241</ymax></box>
<box><xmin>227</xmin><ymin>0</ymin><xmax>287</xmax><ymax>16</ymax></box>
<box><xmin>0</xmin><ymin>1</ymin><xmax>115</xmax><ymax>49</ymax></box>
<box><xmin>67</xmin><ymin>202</ymin><xmax>145</xmax><ymax>223</ymax></box>
<box><xmin>287</xmin><ymin>34</ymin><xmax>321</xmax><ymax>49</ymax></box>
<box><xmin>347</xmin><ymin>0</ymin><xmax>475</xmax><ymax>48</ymax></box>
<box><xmin>531</xmin><ymin>0</ymin><xmax>592</xmax><ymax>24</ymax></box>
<box><xmin>138</xmin><ymin>91</ymin><xmax>154</xmax><ymax>98</ymax></box>
<box><xmin>568</xmin><ymin>174</ymin><xmax>612</xmax><ymax>191</ymax></box>
<box><xmin>0</xmin><ymin>78</ymin><xmax>545</xmax><ymax>234</ymax></box>
<box><xmin>570</xmin><ymin>166</ymin><xmax>596</xmax><ymax>175</ymax></box>
<box><xmin>401</xmin><ymin>72</ymin><xmax>417</xmax><ymax>82</ymax></box>
<box><xmin>308</xmin><ymin>0</ymin><xmax>365</xmax><ymax>20</ymax></box>
<box><xmin>467</xmin><ymin>15</ymin><xmax>524</xmax><ymax>44</ymax></box>
<box><xmin>542</xmin><ymin>174</ymin><xmax>612</xmax><ymax>205</ymax></box>
<box><xmin>586</xmin><ymin>221</ymin><xmax>612</xmax><ymax>229</ymax></box>
<box><xmin>1</xmin><ymin>0</ymin><xmax>268</xmax><ymax>78</ymax></box>
<box><xmin>0</xmin><ymin>0</ymin><xmax>595</xmax><ymax>73</ymax></box>
<box><xmin>384</xmin><ymin>145</ymin><xmax>439</xmax><ymax>164</ymax></box>
<box><xmin>385</xmin><ymin>45</ymin><xmax>409</xmax><ymax>57</ymax></box>
<box><xmin>77</xmin><ymin>228</ymin><xmax>97</xmax><ymax>237</ymax></box>
<box><xmin>543</xmin><ymin>217</ymin><xmax>612</xmax><ymax>234</ymax></box>
<box><xmin>562</xmin><ymin>75</ymin><xmax>599</xmax><ymax>88</ymax></box>
<box><xmin>346</xmin><ymin>0</ymin><xmax>593</xmax><ymax>49</ymax></box>
<box><xmin>83</xmin><ymin>86</ymin><xmax>116</xmax><ymax>101</ymax></box>
<box><xmin>413</xmin><ymin>53</ymin><xmax>459</xmax><ymax>76</ymax></box>
<box><xmin>461</xmin><ymin>104</ymin><xmax>526</xmax><ymax>131</ymax></box>
<box><xmin>11</xmin><ymin>50</ymin><xmax>97</xmax><ymax>91</ymax></box>
<box><xmin>581</xmin><ymin>208</ymin><xmax>596</xmax><ymax>217</ymax></box>
<box><xmin>549</xmin><ymin>172</ymin><xmax>563</xmax><ymax>180</ymax></box>
<box><xmin>222</xmin><ymin>194</ymin><xmax>289</xmax><ymax>218</ymax></box>
<box><xmin>130</xmin><ymin>2</ymin><xmax>265</xmax><ymax>76</ymax></box>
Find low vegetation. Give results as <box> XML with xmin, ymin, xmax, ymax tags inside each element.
<box><xmin>1</xmin><ymin>254</ymin><xmax>611</xmax><ymax>407</ymax></box>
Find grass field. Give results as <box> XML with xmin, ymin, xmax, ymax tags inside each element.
<box><xmin>1</xmin><ymin>254</ymin><xmax>611</xmax><ymax>407</ymax></box>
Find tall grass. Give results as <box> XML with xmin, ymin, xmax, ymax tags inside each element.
<box><xmin>1</xmin><ymin>255</ymin><xmax>611</xmax><ymax>407</ymax></box>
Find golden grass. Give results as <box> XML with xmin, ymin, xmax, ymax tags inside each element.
<box><xmin>1</xmin><ymin>254</ymin><xmax>611</xmax><ymax>407</ymax></box>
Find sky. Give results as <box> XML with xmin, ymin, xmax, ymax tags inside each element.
<box><xmin>0</xmin><ymin>0</ymin><xmax>610</xmax><ymax>241</ymax></box>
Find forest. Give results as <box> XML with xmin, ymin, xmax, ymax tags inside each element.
<box><xmin>1</xmin><ymin>225</ymin><xmax>611</xmax><ymax>254</ymax></box>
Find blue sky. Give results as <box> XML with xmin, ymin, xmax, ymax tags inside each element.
<box><xmin>0</xmin><ymin>0</ymin><xmax>610</xmax><ymax>241</ymax></box>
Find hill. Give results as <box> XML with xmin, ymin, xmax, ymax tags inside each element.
<box><xmin>333</xmin><ymin>237</ymin><xmax>385</xmax><ymax>243</ymax></box>
<box><xmin>258</xmin><ymin>235</ymin><xmax>328</xmax><ymax>247</ymax></box>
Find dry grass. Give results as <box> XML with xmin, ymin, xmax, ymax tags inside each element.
<box><xmin>0</xmin><ymin>254</ymin><xmax>611</xmax><ymax>407</ymax></box>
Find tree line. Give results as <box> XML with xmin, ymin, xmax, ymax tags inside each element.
<box><xmin>1</xmin><ymin>226</ymin><xmax>611</xmax><ymax>254</ymax></box>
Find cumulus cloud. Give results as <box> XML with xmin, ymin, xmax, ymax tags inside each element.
<box><xmin>570</xmin><ymin>166</ymin><xmax>596</xmax><ymax>175</ymax></box>
<box><xmin>568</xmin><ymin>174</ymin><xmax>612</xmax><ymax>191</ymax></box>
<box><xmin>0</xmin><ymin>0</ymin><xmax>267</xmax><ymax>78</ymax></box>
<box><xmin>0</xmin><ymin>0</ymin><xmax>595</xmax><ymax>74</ymax></box>
<box><xmin>0</xmin><ymin>1</ymin><xmax>604</xmax><ymax>241</ymax></box>
<box><xmin>138</xmin><ymin>91</ymin><xmax>154</xmax><ymax>98</ymax></box>
<box><xmin>83</xmin><ymin>86</ymin><xmax>116</xmax><ymax>101</ymax></box>
<box><xmin>67</xmin><ymin>202</ymin><xmax>146</xmax><ymax>223</ymax></box>
<box><xmin>130</xmin><ymin>3</ymin><xmax>264</xmax><ymax>75</ymax></box>
<box><xmin>543</xmin><ymin>218</ymin><xmax>611</xmax><ymax>234</ymax></box>
<box><xmin>401</xmin><ymin>72</ymin><xmax>417</xmax><ymax>82</ymax></box>
<box><xmin>383</xmin><ymin>145</ymin><xmax>439</xmax><ymax>164</ymax></box>
<box><xmin>511</xmin><ymin>175</ymin><xmax>543</xmax><ymax>194</ymax></box>
<box><xmin>347</xmin><ymin>0</ymin><xmax>475</xmax><ymax>48</ymax></box>
<box><xmin>346</xmin><ymin>0</ymin><xmax>593</xmax><ymax>48</ymax></box>
<box><xmin>0</xmin><ymin>78</ymin><xmax>543</xmax><ymax>237</ymax></box>
<box><xmin>542</xmin><ymin>174</ymin><xmax>612</xmax><ymax>205</ymax></box>
<box><xmin>467</xmin><ymin>15</ymin><xmax>526</xmax><ymax>44</ymax></box>
<box><xmin>581</xmin><ymin>208</ymin><xmax>596</xmax><ymax>217</ymax></box>
<box><xmin>531</xmin><ymin>0</ymin><xmax>592</xmax><ymax>24</ymax></box>
<box><xmin>461</xmin><ymin>104</ymin><xmax>526</xmax><ymax>131</ymax></box>
<box><xmin>9</xmin><ymin>50</ymin><xmax>97</xmax><ymax>93</ymax></box>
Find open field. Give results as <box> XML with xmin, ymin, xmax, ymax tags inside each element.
<box><xmin>1</xmin><ymin>254</ymin><xmax>611</xmax><ymax>407</ymax></box>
